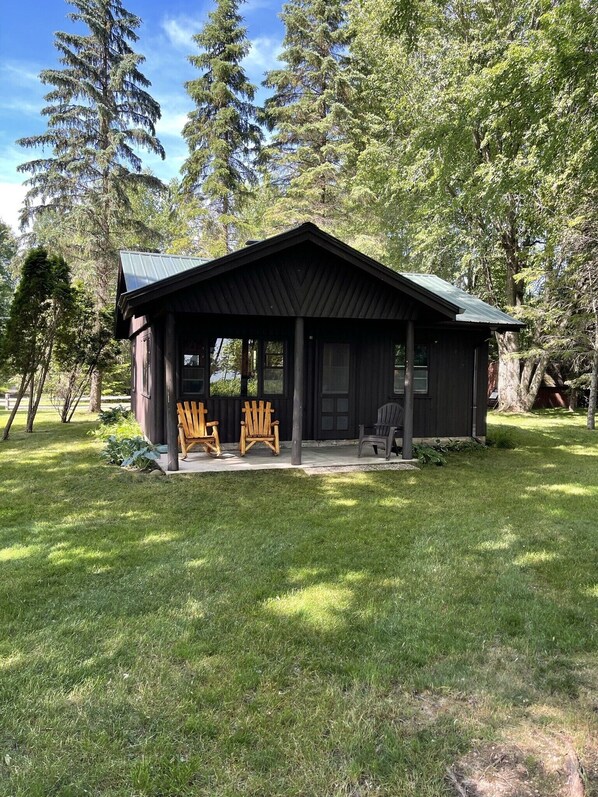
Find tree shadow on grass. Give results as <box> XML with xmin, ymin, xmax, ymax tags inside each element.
<box><xmin>0</xmin><ymin>413</ymin><xmax>596</xmax><ymax>795</ymax></box>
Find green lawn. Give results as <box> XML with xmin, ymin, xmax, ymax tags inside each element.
<box><xmin>0</xmin><ymin>410</ymin><xmax>596</xmax><ymax>796</ymax></box>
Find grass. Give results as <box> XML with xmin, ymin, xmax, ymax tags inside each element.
<box><xmin>0</xmin><ymin>410</ymin><xmax>596</xmax><ymax>796</ymax></box>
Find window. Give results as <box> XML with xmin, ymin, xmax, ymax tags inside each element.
<box><xmin>210</xmin><ymin>338</ymin><xmax>258</xmax><ymax>397</ymax></box>
<box><xmin>394</xmin><ymin>343</ymin><xmax>428</xmax><ymax>394</ymax></box>
<box><xmin>141</xmin><ymin>335</ymin><xmax>151</xmax><ymax>397</ymax></box>
<box><xmin>322</xmin><ymin>343</ymin><xmax>350</xmax><ymax>394</ymax></box>
<box><xmin>182</xmin><ymin>342</ymin><xmax>206</xmax><ymax>395</ymax></box>
<box><xmin>263</xmin><ymin>341</ymin><xmax>285</xmax><ymax>394</ymax></box>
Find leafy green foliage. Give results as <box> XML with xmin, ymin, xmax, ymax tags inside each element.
<box><xmin>262</xmin><ymin>0</ymin><xmax>358</xmax><ymax>229</ymax></box>
<box><xmin>413</xmin><ymin>437</ymin><xmax>487</xmax><ymax>466</ymax></box>
<box><xmin>97</xmin><ymin>404</ymin><xmax>133</xmax><ymax>426</ymax></box>
<box><xmin>181</xmin><ymin>0</ymin><xmax>262</xmax><ymax>255</ymax></box>
<box><xmin>1</xmin><ymin>248</ymin><xmax>74</xmax><ymax>438</ymax></box>
<box><xmin>0</xmin><ymin>219</ymin><xmax>18</xmax><ymax>336</ymax></box>
<box><xmin>17</xmin><ymin>0</ymin><xmax>165</xmax><ymax>307</ymax></box>
<box><xmin>101</xmin><ymin>433</ymin><xmax>159</xmax><ymax>470</ymax></box>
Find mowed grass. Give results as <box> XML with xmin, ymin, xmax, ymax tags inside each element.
<box><xmin>0</xmin><ymin>410</ymin><xmax>596</xmax><ymax>796</ymax></box>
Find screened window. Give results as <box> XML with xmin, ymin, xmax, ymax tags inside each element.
<box><xmin>394</xmin><ymin>343</ymin><xmax>428</xmax><ymax>394</ymax></box>
<box><xmin>263</xmin><ymin>341</ymin><xmax>285</xmax><ymax>394</ymax></box>
<box><xmin>182</xmin><ymin>342</ymin><xmax>206</xmax><ymax>395</ymax></box>
<box><xmin>322</xmin><ymin>343</ymin><xmax>350</xmax><ymax>394</ymax></box>
<box><xmin>210</xmin><ymin>338</ymin><xmax>258</xmax><ymax>397</ymax></box>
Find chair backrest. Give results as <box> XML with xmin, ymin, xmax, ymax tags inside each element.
<box><xmin>177</xmin><ymin>401</ymin><xmax>208</xmax><ymax>438</ymax></box>
<box><xmin>375</xmin><ymin>402</ymin><xmax>404</xmax><ymax>435</ymax></box>
<box><xmin>242</xmin><ymin>400</ymin><xmax>275</xmax><ymax>437</ymax></box>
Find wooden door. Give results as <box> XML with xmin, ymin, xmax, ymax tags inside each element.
<box><xmin>318</xmin><ymin>342</ymin><xmax>353</xmax><ymax>438</ymax></box>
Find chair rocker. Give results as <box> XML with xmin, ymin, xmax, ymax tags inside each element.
<box><xmin>358</xmin><ymin>402</ymin><xmax>404</xmax><ymax>460</ymax></box>
<box><xmin>240</xmin><ymin>400</ymin><xmax>280</xmax><ymax>455</ymax></box>
<box><xmin>177</xmin><ymin>401</ymin><xmax>221</xmax><ymax>459</ymax></box>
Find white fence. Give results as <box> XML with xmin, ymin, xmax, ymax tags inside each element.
<box><xmin>3</xmin><ymin>394</ymin><xmax>131</xmax><ymax>411</ymax></box>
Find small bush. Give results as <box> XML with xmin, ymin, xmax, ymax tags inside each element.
<box><xmin>98</xmin><ymin>404</ymin><xmax>132</xmax><ymax>425</ymax></box>
<box><xmin>93</xmin><ymin>416</ymin><xmax>142</xmax><ymax>442</ymax></box>
<box><xmin>413</xmin><ymin>438</ymin><xmax>487</xmax><ymax>466</ymax></box>
<box><xmin>101</xmin><ymin>435</ymin><xmax>159</xmax><ymax>471</ymax></box>
<box><xmin>413</xmin><ymin>443</ymin><xmax>447</xmax><ymax>466</ymax></box>
<box><xmin>487</xmin><ymin>428</ymin><xmax>517</xmax><ymax>449</ymax></box>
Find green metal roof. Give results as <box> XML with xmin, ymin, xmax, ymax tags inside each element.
<box><xmin>119</xmin><ymin>248</ymin><xmax>522</xmax><ymax>329</ymax></box>
<box><xmin>400</xmin><ymin>273</ymin><xmax>523</xmax><ymax>328</ymax></box>
<box><xmin>120</xmin><ymin>250</ymin><xmax>211</xmax><ymax>293</ymax></box>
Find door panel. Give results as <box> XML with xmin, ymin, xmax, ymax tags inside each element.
<box><xmin>319</xmin><ymin>343</ymin><xmax>353</xmax><ymax>438</ymax></box>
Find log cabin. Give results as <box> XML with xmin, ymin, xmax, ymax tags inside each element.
<box><xmin>114</xmin><ymin>223</ymin><xmax>523</xmax><ymax>470</ymax></box>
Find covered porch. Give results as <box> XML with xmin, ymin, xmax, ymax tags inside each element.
<box><xmin>157</xmin><ymin>442</ymin><xmax>419</xmax><ymax>475</ymax></box>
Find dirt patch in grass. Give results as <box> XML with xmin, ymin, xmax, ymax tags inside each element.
<box><xmin>449</xmin><ymin>731</ymin><xmax>597</xmax><ymax>797</ymax></box>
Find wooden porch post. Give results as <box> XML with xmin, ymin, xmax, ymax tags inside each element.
<box><xmin>164</xmin><ymin>312</ymin><xmax>179</xmax><ymax>472</ymax></box>
<box><xmin>402</xmin><ymin>319</ymin><xmax>414</xmax><ymax>460</ymax></box>
<box><xmin>291</xmin><ymin>316</ymin><xmax>304</xmax><ymax>465</ymax></box>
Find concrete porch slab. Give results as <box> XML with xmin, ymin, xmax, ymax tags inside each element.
<box><xmin>157</xmin><ymin>445</ymin><xmax>419</xmax><ymax>475</ymax></box>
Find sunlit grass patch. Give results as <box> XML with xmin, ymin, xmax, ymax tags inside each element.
<box><xmin>0</xmin><ymin>409</ymin><xmax>596</xmax><ymax>796</ymax></box>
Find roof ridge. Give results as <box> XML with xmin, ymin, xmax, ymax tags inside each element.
<box><xmin>119</xmin><ymin>249</ymin><xmax>211</xmax><ymax>261</ymax></box>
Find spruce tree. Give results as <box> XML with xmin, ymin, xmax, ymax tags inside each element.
<box><xmin>181</xmin><ymin>0</ymin><xmax>262</xmax><ymax>255</ymax></box>
<box><xmin>263</xmin><ymin>0</ymin><xmax>356</xmax><ymax>229</ymax></box>
<box><xmin>17</xmin><ymin>0</ymin><xmax>165</xmax><ymax>409</ymax></box>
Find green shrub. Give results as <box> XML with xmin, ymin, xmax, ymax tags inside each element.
<box><xmin>413</xmin><ymin>443</ymin><xmax>447</xmax><ymax>466</ymax></box>
<box><xmin>101</xmin><ymin>435</ymin><xmax>159</xmax><ymax>470</ymax></box>
<box><xmin>413</xmin><ymin>437</ymin><xmax>487</xmax><ymax>466</ymax></box>
<box><xmin>487</xmin><ymin>427</ymin><xmax>517</xmax><ymax>449</ymax></box>
<box><xmin>93</xmin><ymin>416</ymin><xmax>141</xmax><ymax>442</ymax></box>
<box><xmin>98</xmin><ymin>404</ymin><xmax>132</xmax><ymax>425</ymax></box>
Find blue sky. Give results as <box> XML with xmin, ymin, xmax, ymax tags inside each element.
<box><xmin>0</xmin><ymin>0</ymin><xmax>285</xmax><ymax>231</ymax></box>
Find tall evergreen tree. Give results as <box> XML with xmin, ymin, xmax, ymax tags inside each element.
<box><xmin>262</xmin><ymin>0</ymin><xmax>356</xmax><ymax>229</ymax></box>
<box><xmin>17</xmin><ymin>0</ymin><xmax>165</xmax><ymax>409</ymax></box>
<box><xmin>1</xmin><ymin>249</ymin><xmax>73</xmax><ymax>440</ymax></box>
<box><xmin>0</xmin><ymin>220</ymin><xmax>18</xmax><ymax>336</ymax></box>
<box><xmin>181</xmin><ymin>0</ymin><xmax>262</xmax><ymax>255</ymax></box>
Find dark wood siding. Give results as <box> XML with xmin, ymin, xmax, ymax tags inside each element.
<box><xmin>156</xmin><ymin>242</ymin><xmax>439</xmax><ymax>322</ymax></box>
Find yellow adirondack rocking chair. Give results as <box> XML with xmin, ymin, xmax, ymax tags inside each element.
<box><xmin>240</xmin><ymin>400</ymin><xmax>280</xmax><ymax>455</ymax></box>
<box><xmin>177</xmin><ymin>401</ymin><xmax>221</xmax><ymax>459</ymax></box>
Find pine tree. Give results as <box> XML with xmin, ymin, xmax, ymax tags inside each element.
<box><xmin>181</xmin><ymin>0</ymin><xmax>262</xmax><ymax>255</ymax></box>
<box><xmin>262</xmin><ymin>0</ymin><xmax>356</xmax><ymax>229</ymax></box>
<box><xmin>1</xmin><ymin>249</ymin><xmax>73</xmax><ymax>439</ymax></box>
<box><xmin>17</xmin><ymin>0</ymin><xmax>165</xmax><ymax>309</ymax></box>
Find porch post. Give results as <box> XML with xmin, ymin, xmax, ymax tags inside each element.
<box><xmin>402</xmin><ymin>319</ymin><xmax>415</xmax><ymax>460</ymax></box>
<box><xmin>291</xmin><ymin>316</ymin><xmax>304</xmax><ymax>465</ymax></box>
<box><xmin>164</xmin><ymin>311</ymin><xmax>179</xmax><ymax>472</ymax></box>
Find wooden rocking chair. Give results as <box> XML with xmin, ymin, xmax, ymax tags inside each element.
<box><xmin>177</xmin><ymin>401</ymin><xmax>221</xmax><ymax>459</ymax></box>
<box><xmin>240</xmin><ymin>400</ymin><xmax>280</xmax><ymax>455</ymax></box>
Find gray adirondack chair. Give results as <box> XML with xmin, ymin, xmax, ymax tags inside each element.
<box><xmin>358</xmin><ymin>403</ymin><xmax>404</xmax><ymax>460</ymax></box>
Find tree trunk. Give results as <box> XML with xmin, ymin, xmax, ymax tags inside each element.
<box><xmin>496</xmin><ymin>330</ymin><xmax>524</xmax><ymax>411</ymax></box>
<box><xmin>2</xmin><ymin>374</ymin><xmax>32</xmax><ymax>441</ymax></box>
<box><xmin>587</xmin><ymin>351</ymin><xmax>598</xmax><ymax>432</ymax></box>
<box><xmin>88</xmin><ymin>368</ymin><xmax>102</xmax><ymax>413</ymax></box>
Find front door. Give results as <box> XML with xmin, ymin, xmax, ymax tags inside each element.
<box><xmin>319</xmin><ymin>342</ymin><xmax>352</xmax><ymax>438</ymax></box>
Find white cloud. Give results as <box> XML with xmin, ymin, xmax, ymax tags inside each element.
<box><xmin>0</xmin><ymin>183</ymin><xmax>27</xmax><ymax>232</ymax></box>
<box><xmin>243</xmin><ymin>36</ymin><xmax>283</xmax><ymax>74</ymax></box>
<box><xmin>156</xmin><ymin>110</ymin><xmax>188</xmax><ymax>138</ymax></box>
<box><xmin>161</xmin><ymin>16</ymin><xmax>202</xmax><ymax>51</ymax></box>
<box><xmin>0</xmin><ymin>60</ymin><xmax>42</xmax><ymax>87</ymax></box>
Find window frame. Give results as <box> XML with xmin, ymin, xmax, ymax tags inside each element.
<box><xmin>181</xmin><ymin>341</ymin><xmax>207</xmax><ymax>397</ymax></box>
<box><xmin>181</xmin><ymin>337</ymin><xmax>287</xmax><ymax>399</ymax></box>
<box><xmin>392</xmin><ymin>342</ymin><xmax>429</xmax><ymax>396</ymax></box>
<box><xmin>141</xmin><ymin>334</ymin><xmax>151</xmax><ymax>398</ymax></box>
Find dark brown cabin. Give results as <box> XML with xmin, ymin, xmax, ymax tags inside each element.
<box><xmin>114</xmin><ymin>223</ymin><xmax>523</xmax><ymax>470</ymax></box>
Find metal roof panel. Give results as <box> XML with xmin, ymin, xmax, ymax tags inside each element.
<box><xmin>120</xmin><ymin>250</ymin><xmax>211</xmax><ymax>293</ymax></box>
<box><xmin>400</xmin><ymin>273</ymin><xmax>523</xmax><ymax>328</ymax></box>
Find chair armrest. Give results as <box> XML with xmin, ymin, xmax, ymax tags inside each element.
<box><xmin>206</xmin><ymin>420</ymin><xmax>219</xmax><ymax>427</ymax></box>
<box><xmin>272</xmin><ymin>420</ymin><xmax>279</xmax><ymax>425</ymax></box>
<box><xmin>240</xmin><ymin>421</ymin><xmax>246</xmax><ymax>426</ymax></box>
